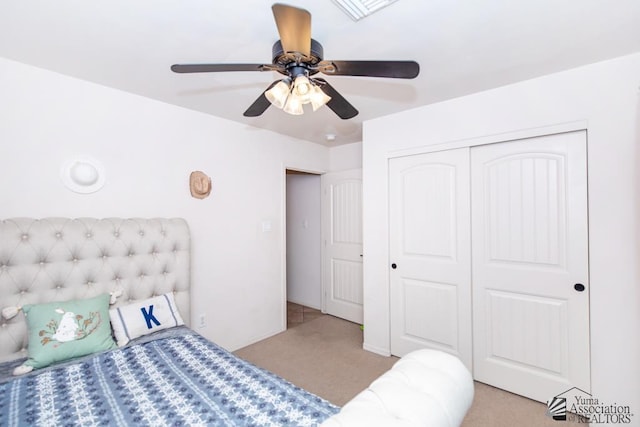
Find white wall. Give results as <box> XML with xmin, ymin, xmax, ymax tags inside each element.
<box><xmin>0</xmin><ymin>57</ymin><xmax>330</xmax><ymax>351</ymax></box>
<box><xmin>286</xmin><ymin>173</ymin><xmax>322</xmax><ymax>309</ymax></box>
<box><xmin>363</xmin><ymin>53</ymin><xmax>640</xmax><ymax>418</ymax></box>
<box><xmin>329</xmin><ymin>142</ymin><xmax>362</xmax><ymax>171</ymax></box>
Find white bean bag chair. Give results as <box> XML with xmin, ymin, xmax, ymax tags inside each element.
<box><xmin>321</xmin><ymin>349</ymin><xmax>474</xmax><ymax>427</ymax></box>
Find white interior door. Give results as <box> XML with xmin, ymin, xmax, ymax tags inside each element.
<box><xmin>471</xmin><ymin>131</ymin><xmax>590</xmax><ymax>402</ymax></box>
<box><xmin>389</xmin><ymin>149</ymin><xmax>472</xmax><ymax>369</ymax></box>
<box><xmin>321</xmin><ymin>169</ymin><xmax>363</xmax><ymax>324</ymax></box>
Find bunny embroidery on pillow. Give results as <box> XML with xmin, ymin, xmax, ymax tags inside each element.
<box><xmin>39</xmin><ymin>308</ymin><xmax>103</xmax><ymax>346</ymax></box>
<box><xmin>51</xmin><ymin>311</ymin><xmax>79</xmax><ymax>342</ymax></box>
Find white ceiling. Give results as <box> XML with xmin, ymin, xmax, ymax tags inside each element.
<box><xmin>2</xmin><ymin>1</ymin><xmax>640</xmax><ymax>146</ymax></box>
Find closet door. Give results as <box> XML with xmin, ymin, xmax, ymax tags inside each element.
<box><xmin>389</xmin><ymin>148</ymin><xmax>472</xmax><ymax>369</ymax></box>
<box><xmin>471</xmin><ymin>131</ymin><xmax>590</xmax><ymax>402</ymax></box>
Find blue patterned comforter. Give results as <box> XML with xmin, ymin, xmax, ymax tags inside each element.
<box><xmin>0</xmin><ymin>328</ymin><xmax>339</xmax><ymax>426</ymax></box>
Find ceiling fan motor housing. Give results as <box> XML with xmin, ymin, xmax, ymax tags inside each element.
<box><xmin>272</xmin><ymin>38</ymin><xmax>324</xmax><ymax>76</ymax></box>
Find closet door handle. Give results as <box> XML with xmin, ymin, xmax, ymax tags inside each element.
<box><xmin>574</xmin><ymin>283</ymin><xmax>585</xmax><ymax>292</ymax></box>
<box><xmin>391</xmin><ymin>263</ymin><xmax>397</xmax><ymax>269</ymax></box>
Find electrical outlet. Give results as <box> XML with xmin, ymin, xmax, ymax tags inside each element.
<box><xmin>198</xmin><ymin>313</ymin><xmax>206</xmax><ymax>329</ymax></box>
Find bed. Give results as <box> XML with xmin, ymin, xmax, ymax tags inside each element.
<box><xmin>0</xmin><ymin>218</ymin><xmax>474</xmax><ymax>427</ymax></box>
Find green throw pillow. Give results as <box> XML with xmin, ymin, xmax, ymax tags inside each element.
<box><xmin>22</xmin><ymin>293</ymin><xmax>117</xmax><ymax>369</ymax></box>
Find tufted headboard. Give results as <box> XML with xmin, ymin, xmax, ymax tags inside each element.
<box><xmin>0</xmin><ymin>218</ymin><xmax>190</xmax><ymax>363</ymax></box>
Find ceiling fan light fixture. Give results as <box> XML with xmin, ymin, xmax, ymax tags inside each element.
<box><xmin>283</xmin><ymin>95</ymin><xmax>304</xmax><ymax>115</ymax></box>
<box><xmin>272</xmin><ymin>75</ymin><xmax>329</xmax><ymax>115</ymax></box>
<box><xmin>292</xmin><ymin>75</ymin><xmax>312</xmax><ymax>98</ymax></box>
<box><xmin>310</xmin><ymin>85</ymin><xmax>332</xmax><ymax>111</ymax></box>
<box><xmin>265</xmin><ymin>79</ymin><xmax>291</xmax><ymax>109</ymax></box>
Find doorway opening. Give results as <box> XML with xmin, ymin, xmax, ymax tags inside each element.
<box><xmin>285</xmin><ymin>169</ymin><xmax>323</xmax><ymax>328</ymax></box>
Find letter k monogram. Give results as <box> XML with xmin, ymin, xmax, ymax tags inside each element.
<box><xmin>141</xmin><ymin>305</ymin><xmax>161</xmax><ymax>329</ymax></box>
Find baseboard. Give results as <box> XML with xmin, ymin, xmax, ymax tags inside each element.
<box><xmin>287</xmin><ymin>299</ymin><xmax>321</xmax><ymax>311</ymax></box>
<box><xmin>363</xmin><ymin>342</ymin><xmax>391</xmax><ymax>357</ymax></box>
<box><xmin>230</xmin><ymin>326</ymin><xmax>285</xmax><ymax>352</ymax></box>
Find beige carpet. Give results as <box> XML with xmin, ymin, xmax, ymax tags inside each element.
<box><xmin>235</xmin><ymin>313</ymin><xmax>397</xmax><ymax>406</ymax></box>
<box><xmin>234</xmin><ymin>314</ymin><xmax>585</xmax><ymax>426</ymax></box>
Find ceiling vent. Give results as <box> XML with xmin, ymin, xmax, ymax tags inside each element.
<box><xmin>332</xmin><ymin>0</ymin><xmax>399</xmax><ymax>21</ymax></box>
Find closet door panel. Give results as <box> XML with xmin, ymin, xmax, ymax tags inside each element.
<box><xmin>389</xmin><ymin>148</ymin><xmax>472</xmax><ymax>369</ymax></box>
<box><xmin>471</xmin><ymin>131</ymin><xmax>590</xmax><ymax>403</ymax></box>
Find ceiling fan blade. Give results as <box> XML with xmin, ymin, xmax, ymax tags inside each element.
<box><xmin>171</xmin><ymin>64</ymin><xmax>274</xmax><ymax>73</ymax></box>
<box><xmin>272</xmin><ymin>3</ymin><xmax>311</xmax><ymax>58</ymax></box>
<box><xmin>318</xmin><ymin>60</ymin><xmax>420</xmax><ymax>79</ymax></box>
<box><xmin>314</xmin><ymin>78</ymin><xmax>358</xmax><ymax>120</ymax></box>
<box><xmin>243</xmin><ymin>81</ymin><xmax>279</xmax><ymax>117</ymax></box>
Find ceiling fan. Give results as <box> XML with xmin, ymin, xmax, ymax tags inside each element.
<box><xmin>171</xmin><ymin>3</ymin><xmax>419</xmax><ymax>119</ymax></box>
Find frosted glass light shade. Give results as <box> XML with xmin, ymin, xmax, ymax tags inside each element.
<box><xmin>283</xmin><ymin>95</ymin><xmax>304</xmax><ymax>115</ymax></box>
<box><xmin>310</xmin><ymin>86</ymin><xmax>332</xmax><ymax>111</ymax></box>
<box><xmin>265</xmin><ymin>80</ymin><xmax>291</xmax><ymax>109</ymax></box>
<box><xmin>292</xmin><ymin>75</ymin><xmax>312</xmax><ymax>103</ymax></box>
